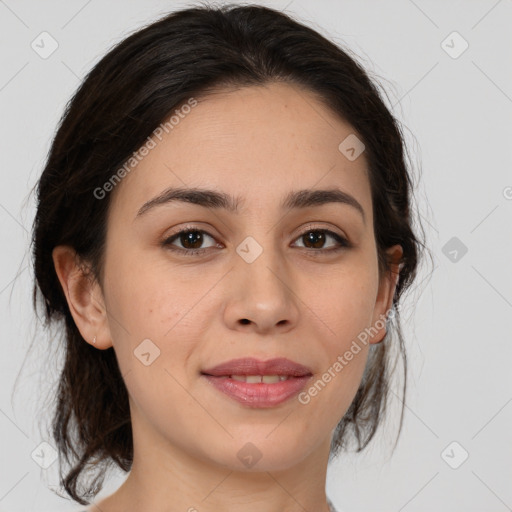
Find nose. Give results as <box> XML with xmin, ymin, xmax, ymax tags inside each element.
<box><xmin>222</xmin><ymin>241</ymin><xmax>300</xmax><ymax>335</ymax></box>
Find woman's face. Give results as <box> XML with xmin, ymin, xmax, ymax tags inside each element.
<box><xmin>91</xmin><ymin>82</ymin><xmax>399</xmax><ymax>471</ymax></box>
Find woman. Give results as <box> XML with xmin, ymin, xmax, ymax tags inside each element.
<box><xmin>32</xmin><ymin>4</ymin><xmax>422</xmax><ymax>511</ymax></box>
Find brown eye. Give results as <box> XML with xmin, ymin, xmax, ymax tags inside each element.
<box><xmin>178</xmin><ymin>230</ymin><xmax>204</xmax><ymax>249</ymax></box>
<box><xmin>293</xmin><ymin>229</ymin><xmax>349</xmax><ymax>252</ymax></box>
<box><xmin>163</xmin><ymin>229</ymin><xmax>218</xmax><ymax>255</ymax></box>
<box><xmin>301</xmin><ymin>230</ymin><xmax>326</xmax><ymax>249</ymax></box>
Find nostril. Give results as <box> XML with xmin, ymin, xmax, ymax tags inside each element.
<box><xmin>240</xmin><ymin>319</ymin><xmax>250</xmax><ymax>325</ymax></box>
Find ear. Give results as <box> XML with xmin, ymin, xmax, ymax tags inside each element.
<box><xmin>52</xmin><ymin>245</ymin><xmax>112</xmax><ymax>350</ymax></box>
<box><xmin>369</xmin><ymin>244</ymin><xmax>403</xmax><ymax>345</ymax></box>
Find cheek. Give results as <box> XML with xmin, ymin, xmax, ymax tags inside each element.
<box><xmin>103</xmin><ymin>251</ymin><xmax>218</xmax><ymax>382</ymax></box>
<box><xmin>101</xmin><ymin>261</ymin><xmax>203</xmax><ymax>425</ymax></box>
<box><xmin>104</xmin><ymin>243</ymin><xmax>194</xmax><ymax>332</ymax></box>
<box><xmin>304</xmin><ymin>268</ymin><xmax>377</xmax><ymax>412</ymax></box>
<box><xmin>315</xmin><ymin>268</ymin><xmax>378</xmax><ymax>346</ymax></box>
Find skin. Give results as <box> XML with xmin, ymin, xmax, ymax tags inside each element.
<box><xmin>53</xmin><ymin>82</ymin><xmax>401</xmax><ymax>512</ymax></box>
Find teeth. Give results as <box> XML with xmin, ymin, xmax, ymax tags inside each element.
<box><xmin>229</xmin><ymin>375</ymin><xmax>290</xmax><ymax>383</ymax></box>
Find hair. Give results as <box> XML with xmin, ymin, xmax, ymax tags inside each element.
<box><xmin>31</xmin><ymin>2</ymin><xmax>424</xmax><ymax>505</ymax></box>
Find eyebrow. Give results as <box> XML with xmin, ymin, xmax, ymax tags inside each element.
<box><xmin>135</xmin><ymin>186</ymin><xmax>366</xmax><ymax>223</ymax></box>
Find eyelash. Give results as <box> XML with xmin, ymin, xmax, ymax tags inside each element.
<box><xmin>161</xmin><ymin>224</ymin><xmax>351</xmax><ymax>257</ymax></box>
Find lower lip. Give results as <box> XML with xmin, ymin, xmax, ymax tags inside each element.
<box><xmin>202</xmin><ymin>375</ymin><xmax>312</xmax><ymax>408</ymax></box>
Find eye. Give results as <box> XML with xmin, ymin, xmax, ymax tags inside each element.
<box><xmin>292</xmin><ymin>227</ymin><xmax>350</xmax><ymax>253</ymax></box>
<box><xmin>162</xmin><ymin>228</ymin><xmax>219</xmax><ymax>256</ymax></box>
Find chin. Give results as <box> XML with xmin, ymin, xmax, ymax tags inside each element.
<box><xmin>205</xmin><ymin>433</ymin><xmax>319</xmax><ymax>473</ymax></box>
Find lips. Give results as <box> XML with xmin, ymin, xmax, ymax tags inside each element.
<box><xmin>200</xmin><ymin>357</ymin><xmax>313</xmax><ymax>408</ymax></box>
<box><xmin>201</xmin><ymin>357</ymin><xmax>313</xmax><ymax>378</ymax></box>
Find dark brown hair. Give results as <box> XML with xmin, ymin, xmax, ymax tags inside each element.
<box><xmin>31</xmin><ymin>3</ymin><xmax>423</xmax><ymax>505</ymax></box>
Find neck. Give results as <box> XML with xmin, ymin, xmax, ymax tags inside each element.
<box><xmin>94</xmin><ymin>404</ymin><xmax>334</xmax><ymax>512</ymax></box>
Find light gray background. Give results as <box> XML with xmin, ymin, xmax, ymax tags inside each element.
<box><xmin>1</xmin><ymin>0</ymin><xmax>511</xmax><ymax>511</ymax></box>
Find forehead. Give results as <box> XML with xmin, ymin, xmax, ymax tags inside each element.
<box><xmin>109</xmin><ymin>82</ymin><xmax>372</xmax><ymax>219</ymax></box>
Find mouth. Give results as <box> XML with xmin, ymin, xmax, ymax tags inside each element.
<box><xmin>200</xmin><ymin>357</ymin><xmax>313</xmax><ymax>408</ymax></box>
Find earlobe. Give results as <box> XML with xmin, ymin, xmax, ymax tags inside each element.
<box><xmin>52</xmin><ymin>245</ymin><xmax>112</xmax><ymax>350</ymax></box>
<box><xmin>369</xmin><ymin>244</ymin><xmax>403</xmax><ymax>344</ymax></box>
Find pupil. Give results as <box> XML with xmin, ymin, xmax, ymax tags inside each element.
<box><xmin>182</xmin><ymin>231</ymin><xmax>202</xmax><ymax>249</ymax></box>
<box><xmin>305</xmin><ymin>231</ymin><xmax>324</xmax><ymax>248</ymax></box>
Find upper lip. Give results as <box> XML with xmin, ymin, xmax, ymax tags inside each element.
<box><xmin>201</xmin><ymin>357</ymin><xmax>313</xmax><ymax>377</ymax></box>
